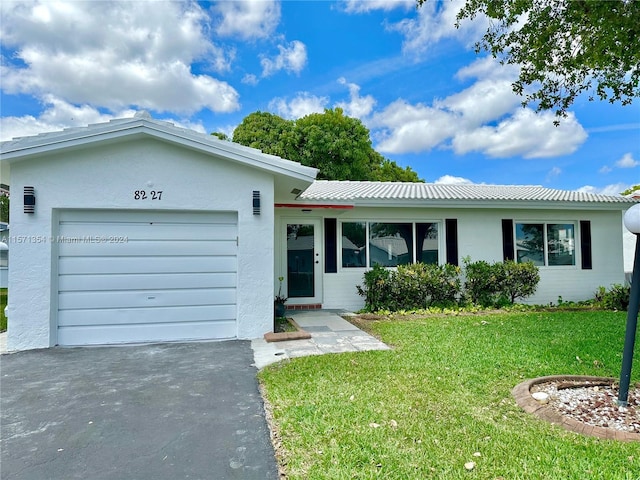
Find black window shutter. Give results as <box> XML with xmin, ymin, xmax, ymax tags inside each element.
<box><xmin>580</xmin><ymin>220</ymin><xmax>592</xmax><ymax>270</ymax></box>
<box><xmin>445</xmin><ymin>219</ymin><xmax>458</xmax><ymax>266</ymax></box>
<box><xmin>502</xmin><ymin>219</ymin><xmax>515</xmax><ymax>261</ymax></box>
<box><xmin>324</xmin><ymin>218</ymin><xmax>337</xmax><ymax>273</ymax></box>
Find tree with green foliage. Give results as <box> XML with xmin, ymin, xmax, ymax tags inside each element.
<box><xmin>370</xmin><ymin>153</ymin><xmax>421</xmax><ymax>182</ymax></box>
<box><xmin>210</xmin><ymin>132</ymin><xmax>229</xmax><ymax>141</ymax></box>
<box><xmin>293</xmin><ymin>108</ymin><xmax>374</xmax><ymax>180</ymax></box>
<box><xmin>419</xmin><ymin>0</ymin><xmax>640</xmax><ymax>118</ymax></box>
<box><xmin>232</xmin><ymin>111</ymin><xmax>297</xmax><ymax>160</ymax></box>
<box><xmin>621</xmin><ymin>185</ymin><xmax>640</xmax><ymax>197</ymax></box>
<box><xmin>232</xmin><ymin>109</ymin><xmax>421</xmax><ymax>181</ymax></box>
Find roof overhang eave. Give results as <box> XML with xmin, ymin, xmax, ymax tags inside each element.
<box><xmin>298</xmin><ymin>198</ymin><xmax>637</xmax><ymax>210</ymax></box>
<box><xmin>0</xmin><ymin>121</ymin><xmax>318</xmax><ymax>182</ymax></box>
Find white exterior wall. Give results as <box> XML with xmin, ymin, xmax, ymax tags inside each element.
<box><xmin>457</xmin><ymin>208</ymin><xmax>625</xmax><ymax>306</ymax></box>
<box><xmin>276</xmin><ymin>206</ymin><xmax>627</xmax><ymax>311</ymax></box>
<box><xmin>7</xmin><ymin>138</ymin><xmax>274</xmax><ymax>351</ymax></box>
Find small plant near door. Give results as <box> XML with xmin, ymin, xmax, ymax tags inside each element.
<box><xmin>0</xmin><ymin>288</ymin><xmax>7</xmax><ymax>332</ymax></box>
<box><xmin>274</xmin><ymin>317</ymin><xmax>297</xmax><ymax>333</ymax></box>
<box><xmin>274</xmin><ymin>276</ymin><xmax>287</xmax><ymax>319</ymax></box>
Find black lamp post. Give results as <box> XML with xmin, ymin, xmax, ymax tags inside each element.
<box><xmin>618</xmin><ymin>203</ymin><xmax>640</xmax><ymax>407</ymax></box>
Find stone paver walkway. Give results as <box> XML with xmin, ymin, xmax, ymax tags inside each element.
<box><xmin>251</xmin><ymin>310</ymin><xmax>390</xmax><ymax>369</ymax></box>
<box><xmin>1</xmin><ymin>311</ymin><xmax>390</xmax><ymax>368</ymax></box>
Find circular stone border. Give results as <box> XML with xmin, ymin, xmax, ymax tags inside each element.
<box><xmin>512</xmin><ymin>375</ymin><xmax>640</xmax><ymax>442</ymax></box>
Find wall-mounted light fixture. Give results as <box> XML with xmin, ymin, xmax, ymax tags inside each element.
<box><xmin>253</xmin><ymin>190</ymin><xmax>260</xmax><ymax>215</ymax></box>
<box><xmin>24</xmin><ymin>186</ymin><xmax>35</xmax><ymax>214</ymax></box>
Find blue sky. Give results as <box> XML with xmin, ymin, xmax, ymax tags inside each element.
<box><xmin>1</xmin><ymin>0</ymin><xmax>639</xmax><ymax>194</ymax></box>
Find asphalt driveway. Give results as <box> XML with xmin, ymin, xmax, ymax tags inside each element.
<box><xmin>1</xmin><ymin>341</ymin><xmax>278</xmax><ymax>480</ymax></box>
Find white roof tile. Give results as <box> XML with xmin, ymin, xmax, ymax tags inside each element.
<box><xmin>299</xmin><ymin>180</ymin><xmax>635</xmax><ymax>205</ymax></box>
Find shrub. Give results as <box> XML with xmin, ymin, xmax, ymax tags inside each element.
<box><xmin>358</xmin><ymin>259</ymin><xmax>540</xmax><ymax>313</ymax></box>
<box><xmin>596</xmin><ymin>284</ymin><xmax>631</xmax><ymax>311</ymax></box>
<box><xmin>391</xmin><ymin>263</ymin><xmax>461</xmax><ymax>309</ymax></box>
<box><xmin>463</xmin><ymin>259</ymin><xmax>506</xmax><ymax>307</ymax></box>
<box><xmin>463</xmin><ymin>258</ymin><xmax>540</xmax><ymax>307</ymax></box>
<box><xmin>357</xmin><ymin>263</ymin><xmax>461</xmax><ymax>312</ymax></box>
<box><xmin>502</xmin><ymin>260</ymin><xmax>540</xmax><ymax>303</ymax></box>
<box><xmin>357</xmin><ymin>264</ymin><xmax>392</xmax><ymax>312</ymax></box>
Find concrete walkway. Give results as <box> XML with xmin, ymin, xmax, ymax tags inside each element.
<box><xmin>251</xmin><ymin>310</ymin><xmax>390</xmax><ymax>369</ymax></box>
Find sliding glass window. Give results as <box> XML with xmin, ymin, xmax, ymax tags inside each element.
<box><xmin>341</xmin><ymin>221</ymin><xmax>440</xmax><ymax>268</ymax></box>
<box><xmin>515</xmin><ymin>222</ymin><xmax>575</xmax><ymax>266</ymax></box>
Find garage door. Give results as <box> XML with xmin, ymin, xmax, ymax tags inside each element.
<box><xmin>56</xmin><ymin>210</ymin><xmax>237</xmax><ymax>346</ymax></box>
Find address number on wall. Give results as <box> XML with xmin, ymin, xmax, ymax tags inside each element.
<box><xmin>134</xmin><ymin>190</ymin><xmax>163</xmax><ymax>200</ymax></box>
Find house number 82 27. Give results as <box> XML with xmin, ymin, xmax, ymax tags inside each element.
<box><xmin>134</xmin><ymin>190</ymin><xmax>162</xmax><ymax>200</ymax></box>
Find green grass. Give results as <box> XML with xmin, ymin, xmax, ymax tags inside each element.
<box><xmin>259</xmin><ymin>311</ymin><xmax>640</xmax><ymax>479</ymax></box>
<box><xmin>0</xmin><ymin>288</ymin><xmax>6</xmax><ymax>332</ymax></box>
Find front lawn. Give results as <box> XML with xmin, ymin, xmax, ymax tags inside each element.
<box><xmin>259</xmin><ymin>311</ymin><xmax>640</xmax><ymax>479</ymax></box>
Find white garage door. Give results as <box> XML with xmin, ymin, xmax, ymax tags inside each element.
<box><xmin>56</xmin><ymin>210</ymin><xmax>237</xmax><ymax>346</ymax></box>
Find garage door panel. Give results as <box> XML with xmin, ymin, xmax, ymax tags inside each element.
<box><xmin>59</xmin><ymin>210</ymin><xmax>238</xmax><ymax>225</ymax></box>
<box><xmin>58</xmin><ymin>239</ymin><xmax>237</xmax><ymax>257</ymax></box>
<box><xmin>57</xmin><ymin>320</ymin><xmax>237</xmax><ymax>346</ymax></box>
<box><xmin>56</xmin><ymin>210</ymin><xmax>239</xmax><ymax>346</ymax></box>
<box><xmin>59</xmin><ymin>256</ymin><xmax>237</xmax><ymax>275</ymax></box>
<box><xmin>59</xmin><ymin>272</ymin><xmax>237</xmax><ymax>292</ymax></box>
<box><xmin>59</xmin><ymin>288</ymin><xmax>236</xmax><ymax>310</ymax></box>
<box><xmin>58</xmin><ymin>223</ymin><xmax>237</xmax><ymax>241</ymax></box>
<box><xmin>58</xmin><ymin>304</ymin><xmax>236</xmax><ymax>327</ymax></box>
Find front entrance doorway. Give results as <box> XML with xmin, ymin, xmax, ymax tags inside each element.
<box><xmin>284</xmin><ymin>219</ymin><xmax>322</xmax><ymax>305</ymax></box>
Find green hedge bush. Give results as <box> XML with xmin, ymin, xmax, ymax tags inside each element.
<box><xmin>356</xmin><ymin>263</ymin><xmax>461</xmax><ymax>311</ymax></box>
<box><xmin>595</xmin><ymin>284</ymin><xmax>631</xmax><ymax>311</ymax></box>
<box><xmin>358</xmin><ymin>259</ymin><xmax>540</xmax><ymax>312</ymax></box>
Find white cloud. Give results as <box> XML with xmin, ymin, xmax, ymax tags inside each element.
<box><xmin>596</xmin><ymin>152</ymin><xmax>638</xmax><ymax>175</ymax></box>
<box><xmin>371</xmin><ymin>57</ymin><xmax>587</xmax><ymax>159</ymax></box>
<box><xmin>335</xmin><ymin>78</ymin><xmax>376</xmax><ymax>119</ymax></box>
<box><xmin>260</xmin><ymin>40</ymin><xmax>307</xmax><ymax>77</ymax></box>
<box><xmin>577</xmin><ymin>183</ymin><xmax>630</xmax><ymax>196</ymax></box>
<box><xmin>615</xmin><ymin>153</ymin><xmax>639</xmax><ymax>169</ymax></box>
<box><xmin>434</xmin><ymin>175</ymin><xmax>474</xmax><ymax>185</ymax></box>
<box><xmin>242</xmin><ymin>74</ymin><xmax>259</xmax><ymax>86</ymax></box>
<box><xmin>0</xmin><ymin>96</ymin><xmax>208</xmax><ymax>142</ymax></box>
<box><xmin>268</xmin><ymin>93</ymin><xmax>328</xmax><ymax>119</ymax></box>
<box><xmin>0</xmin><ymin>96</ymin><xmax>130</xmax><ymax>141</ymax></box>
<box><xmin>167</xmin><ymin>119</ymin><xmax>207</xmax><ymax>135</ymax></box>
<box><xmin>439</xmin><ymin>57</ymin><xmax>522</xmax><ymax>125</ymax></box>
<box><xmin>0</xmin><ymin>1</ymin><xmax>239</xmax><ymax>115</ymax></box>
<box><xmin>211</xmin><ymin>0</ymin><xmax>280</xmax><ymax>39</ymax></box>
<box><xmin>371</xmin><ymin>99</ymin><xmax>459</xmax><ymax>153</ymax></box>
<box><xmin>545</xmin><ymin>166</ymin><xmax>562</xmax><ymax>182</ymax></box>
<box><xmin>388</xmin><ymin>0</ymin><xmax>488</xmax><ymax>55</ymax></box>
<box><xmin>341</xmin><ymin>0</ymin><xmax>414</xmax><ymax>13</ymax></box>
<box><xmin>452</xmin><ymin>109</ymin><xmax>587</xmax><ymax>158</ymax></box>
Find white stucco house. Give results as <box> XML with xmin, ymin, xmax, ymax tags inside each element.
<box><xmin>1</xmin><ymin>113</ymin><xmax>636</xmax><ymax>351</ymax></box>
